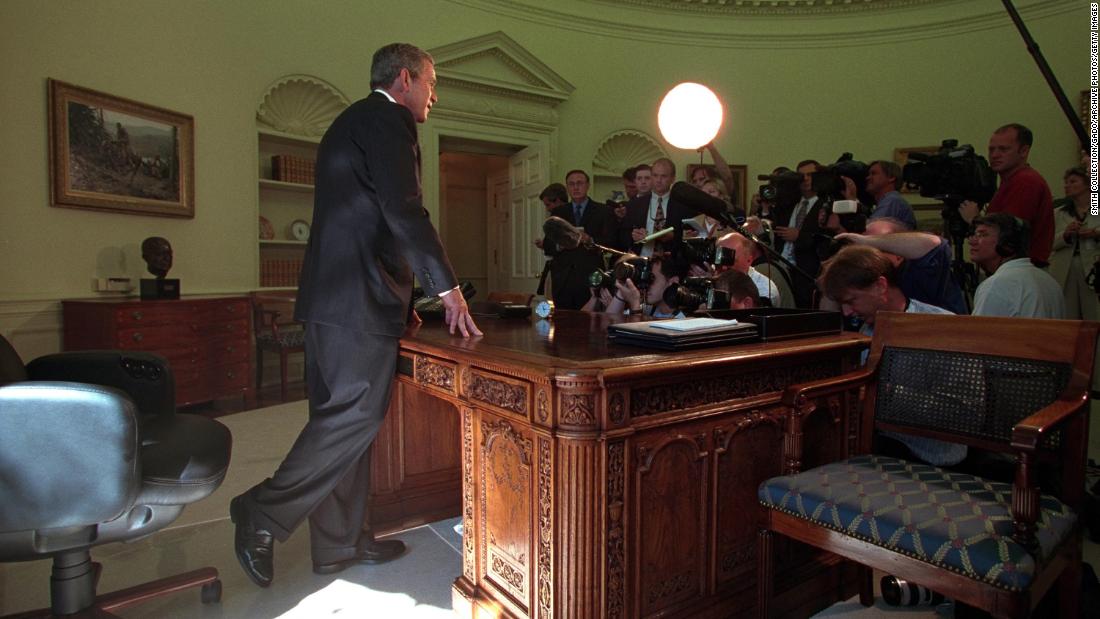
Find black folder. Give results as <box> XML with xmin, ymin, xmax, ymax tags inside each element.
<box><xmin>607</xmin><ymin>318</ymin><xmax>759</xmax><ymax>350</ymax></box>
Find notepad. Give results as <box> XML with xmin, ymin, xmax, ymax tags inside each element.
<box><xmin>649</xmin><ymin>317</ymin><xmax>739</xmax><ymax>332</ymax></box>
<box><xmin>642</xmin><ymin>227</ymin><xmax>674</xmax><ymax>243</ymax></box>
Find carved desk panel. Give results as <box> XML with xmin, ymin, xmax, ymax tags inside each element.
<box><xmin>385</xmin><ymin>311</ymin><xmax>867</xmax><ymax>618</ymax></box>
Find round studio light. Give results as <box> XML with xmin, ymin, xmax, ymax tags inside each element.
<box><xmin>657</xmin><ymin>83</ymin><xmax>724</xmax><ymax>150</ymax></box>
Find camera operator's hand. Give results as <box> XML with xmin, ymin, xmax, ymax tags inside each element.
<box><xmin>615</xmin><ymin>279</ymin><xmax>643</xmax><ymax>313</ymax></box>
<box><xmin>534</xmin><ymin>238</ymin><xmax>544</xmax><ymax>249</ymax></box>
<box><xmin>442</xmin><ymin>290</ymin><xmax>483</xmax><ymax>338</ymax></box>
<box><xmin>960</xmin><ymin>200</ymin><xmax>981</xmax><ymax>224</ymax></box>
<box><xmin>744</xmin><ymin>216</ymin><xmax>766</xmax><ymax>236</ymax></box>
<box><xmin>631</xmin><ymin>227</ymin><xmax>647</xmax><ymax>243</ymax></box>
<box><xmin>1064</xmin><ymin>220</ymin><xmax>1082</xmax><ymax>241</ymax></box>
<box><xmin>774</xmin><ymin>226</ymin><xmax>800</xmax><ymax>242</ymax></box>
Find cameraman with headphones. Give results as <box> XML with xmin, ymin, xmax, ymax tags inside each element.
<box><xmin>969</xmin><ymin>212</ymin><xmax>1064</xmax><ymax>318</ymax></box>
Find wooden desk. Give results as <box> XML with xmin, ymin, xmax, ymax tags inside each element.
<box><xmin>371</xmin><ymin>311</ymin><xmax>868</xmax><ymax>618</ymax></box>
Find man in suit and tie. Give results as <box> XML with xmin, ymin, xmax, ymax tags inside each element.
<box><xmin>550</xmin><ymin>169</ymin><xmax>615</xmax><ymax>248</ymax></box>
<box><xmin>774</xmin><ymin>160</ymin><xmax>826</xmax><ymax>307</ymax></box>
<box><xmin>617</xmin><ymin>157</ymin><xmax>690</xmax><ymax>256</ymax></box>
<box><xmin>230</xmin><ymin>42</ymin><xmax>481</xmax><ymax>588</ymax></box>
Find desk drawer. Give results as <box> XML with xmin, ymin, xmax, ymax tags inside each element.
<box><xmin>114</xmin><ymin>304</ymin><xmax>196</xmax><ymax>328</ymax></box>
<box><xmin>209</xmin><ymin>336</ymin><xmax>250</xmax><ymax>364</ymax></box>
<box><xmin>116</xmin><ymin>325</ymin><xmax>197</xmax><ymax>350</ymax></box>
<box><xmin>210</xmin><ymin>361</ymin><xmax>250</xmax><ymax>393</ymax></box>
<box><xmin>198</xmin><ymin>318</ymin><xmax>249</xmax><ymax>339</ymax></box>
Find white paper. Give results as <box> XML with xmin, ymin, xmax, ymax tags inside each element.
<box><xmin>649</xmin><ymin>317</ymin><xmax>739</xmax><ymax>332</ymax></box>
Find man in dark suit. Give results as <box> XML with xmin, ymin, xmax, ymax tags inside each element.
<box><xmin>617</xmin><ymin>157</ymin><xmax>690</xmax><ymax>256</ymax></box>
<box><xmin>774</xmin><ymin>160</ymin><xmax>826</xmax><ymax>307</ymax></box>
<box><xmin>552</xmin><ymin>169</ymin><xmax>616</xmax><ymax>248</ymax></box>
<box><xmin>230</xmin><ymin>43</ymin><xmax>481</xmax><ymax>588</ymax></box>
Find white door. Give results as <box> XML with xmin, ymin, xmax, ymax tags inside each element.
<box><xmin>498</xmin><ymin>143</ymin><xmax>548</xmax><ymax>294</ymax></box>
<box><xmin>486</xmin><ymin>171</ymin><xmax>510</xmax><ymax>293</ymax></box>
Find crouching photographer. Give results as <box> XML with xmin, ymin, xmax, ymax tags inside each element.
<box><xmin>596</xmin><ymin>254</ymin><xmax>690</xmax><ymax>317</ymax></box>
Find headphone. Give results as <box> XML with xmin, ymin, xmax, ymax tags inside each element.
<box><xmin>994</xmin><ymin>215</ymin><xmax>1030</xmax><ymax>259</ymax></box>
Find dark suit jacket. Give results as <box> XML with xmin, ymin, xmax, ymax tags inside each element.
<box><xmin>781</xmin><ymin>197</ymin><xmax>827</xmax><ymax>307</ymax></box>
<box><xmin>550</xmin><ymin>198</ymin><xmax>616</xmax><ymax>248</ymax></box>
<box><xmin>295</xmin><ymin>92</ymin><xmax>458</xmax><ymax>336</ymax></box>
<box><xmin>616</xmin><ymin>193</ymin><xmax>690</xmax><ymax>253</ymax></box>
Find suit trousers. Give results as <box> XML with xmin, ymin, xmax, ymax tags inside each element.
<box><xmin>243</xmin><ymin>321</ymin><xmax>399</xmax><ymax>564</ymax></box>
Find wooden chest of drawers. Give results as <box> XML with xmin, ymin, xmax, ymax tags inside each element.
<box><xmin>62</xmin><ymin>295</ymin><xmax>253</xmax><ymax>407</ymax></box>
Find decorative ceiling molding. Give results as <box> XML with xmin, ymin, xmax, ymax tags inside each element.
<box><xmin>444</xmin><ymin>0</ymin><xmax>1077</xmax><ymax>49</ymax></box>
<box><xmin>592</xmin><ymin>130</ymin><xmax>668</xmax><ymax>176</ymax></box>
<box><xmin>430</xmin><ymin>31</ymin><xmax>575</xmax><ymax>105</ymax></box>
<box><xmin>256</xmin><ymin>75</ymin><xmax>349</xmax><ymax>137</ymax></box>
<box><xmin>595</xmin><ymin>0</ymin><xmax>942</xmax><ymax>17</ymax></box>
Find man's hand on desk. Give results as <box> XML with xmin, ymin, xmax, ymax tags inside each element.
<box><xmin>442</xmin><ymin>290</ymin><xmax>483</xmax><ymax>337</ymax></box>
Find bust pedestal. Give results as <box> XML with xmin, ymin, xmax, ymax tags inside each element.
<box><xmin>140</xmin><ymin>278</ymin><xmax>180</xmax><ymax>300</ymax></box>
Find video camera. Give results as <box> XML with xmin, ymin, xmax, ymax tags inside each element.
<box><xmin>661</xmin><ymin>277</ymin><xmax>729</xmax><ymax>312</ymax></box>
<box><xmin>758</xmin><ymin>170</ymin><xmax>802</xmax><ymax>209</ymax></box>
<box><xmin>812</xmin><ymin>153</ymin><xmax>872</xmax><ymax>205</ymax></box>
<box><xmin>902</xmin><ymin>139</ymin><xmax>996</xmax><ymax>205</ymax></box>
<box><xmin>680</xmin><ymin>237</ymin><xmax>736</xmax><ymax>269</ymax></box>
<box><xmin>588</xmin><ymin>255</ymin><xmax>654</xmax><ymax>290</ymax></box>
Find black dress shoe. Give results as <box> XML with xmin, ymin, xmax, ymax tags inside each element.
<box><xmin>230</xmin><ymin>495</ymin><xmax>274</xmax><ymax>588</ymax></box>
<box><xmin>312</xmin><ymin>538</ymin><xmax>407</xmax><ymax>575</ymax></box>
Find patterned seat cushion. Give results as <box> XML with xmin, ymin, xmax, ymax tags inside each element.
<box><xmin>758</xmin><ymin>455</ymin><xmax>1076</xmax><ymax>591</ymax></box>
<box><xmin>256</xmin><ymin>329</ymin><xmax>305</xmax><ymax>348</ymax></box>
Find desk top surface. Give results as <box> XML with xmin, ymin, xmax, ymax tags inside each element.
<box><xmin>402</xmin><ymin>310</ymin><xmax>867</xmax><ymax>374</ymax></box>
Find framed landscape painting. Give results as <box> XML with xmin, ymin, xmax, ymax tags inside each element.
<box><xmin>48</xmin><ymin>79</ymin><xmax>194</xmax><ymax>218</ymax></box>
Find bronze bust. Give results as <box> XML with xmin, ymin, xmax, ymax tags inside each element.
<box><xmin>141</xmin><ymin>236</ymin><xmax>173</xmax><ymax>279</ymax></box>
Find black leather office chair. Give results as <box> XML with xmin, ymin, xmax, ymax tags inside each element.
<box><xmin>0</xmin><ymin>335</ymin><xmax>232</xmax><ymax>617</ymax></box>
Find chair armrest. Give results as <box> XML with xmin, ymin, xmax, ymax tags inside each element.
<box><xmin>1007</xmin><ymin>389</ymin><xmax>1090</xmax><ymax>552</ymax></box>
<box><xmin>0</xmin><ymin>382</ymin><xmax>141</xmax><ymax>532</ymax></box>
<box><xmin>780</xmin><ymin>366</ymin><xmax>876</xmax><ymax>417</ymax></box>
<box><xmin>1011</xmin><ymin>392</ymin><xmax>1089</xmax><ymax>452</ymax></box>
<box><xmin>26</xmin><ymin>351</ymin><xmax>175</xmax><ymax>416</ymax></box>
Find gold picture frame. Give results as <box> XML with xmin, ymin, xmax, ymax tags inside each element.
<box><xmin>48</xmin><ymin>79</ymin><xmax>194</xmax><ymax>218</ymax></box>
<box><xmin>685</xmin><ymin>163</ymin><xmax>748</xmax><ymax>214</ymax></box>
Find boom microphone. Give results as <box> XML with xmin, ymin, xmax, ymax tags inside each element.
<box><xmin>542</xmin><ymin>216</ymin><xmax>583</xmax><ymax>253</ymax></box>
<box><xmin>542</xmin><ymin>216</ymin><xmax>627</xmax><ymax>257</ymax></box>
<box><xmin>669</xmin><ymin>181</ymin><xmax>739</xmax><ymax>228</ymax></box>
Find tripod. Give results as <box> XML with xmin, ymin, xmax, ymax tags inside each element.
<box><xmin>940</xmin><ymin>199</ymin><xmax>978</xmax><ymax>313</ymax></box>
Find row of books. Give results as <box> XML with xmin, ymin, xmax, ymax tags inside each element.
<box><xmin>260</xmin><ymin>259</ymin><xmax>303</xmax><ymax>288</ymax></box>
<box><xmin>271</xmin><ymin>155</ymin><xmax>315</xmax><ymax>185</ymax></box>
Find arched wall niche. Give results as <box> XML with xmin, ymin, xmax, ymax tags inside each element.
<box><xmin>256</xmin><ymin>74</ymin><xmax>350</xmax><ymax>138</ymax></box>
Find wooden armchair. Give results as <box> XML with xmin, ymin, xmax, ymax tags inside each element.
<box><xmin>250</xmin><ymin>292</ymin><xmax>304</xmax><ymax>401</ymax></box>
<box><xmin>757</xmin><ymin>313</ymin><xmax>1098</xmax><ymax>618</ymax></box>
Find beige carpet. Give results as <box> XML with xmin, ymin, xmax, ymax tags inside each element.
<box><xmin>172</xmin><ymin>399</ymin><xmax>309</xmax><ymax>529</ymax></box>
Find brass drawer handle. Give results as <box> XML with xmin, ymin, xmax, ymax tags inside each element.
<box><xmin>132</xmin><ymin>332</ymin><xmax>143</xmax><ymax>342</ymax></box>
<box><xmin>131</xmin><ymin>311</ymin><xmax>143</xmax><ymax>321</ymax></box>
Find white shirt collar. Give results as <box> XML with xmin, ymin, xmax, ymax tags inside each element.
<box><xmin>373</xmin><ymin>88</ymin><xmax>396</xmax><ymax>103</ymax></box>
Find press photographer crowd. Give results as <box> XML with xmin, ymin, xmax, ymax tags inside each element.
<box><xmin>536</xmin><ymin>123</ymin><xmax>1096</xmax><ymax>333</ymax></box>
<box><xmin>530</xmin><ymin>123</ymin><xmax>1100</xmax><ymax>600</ymax></box>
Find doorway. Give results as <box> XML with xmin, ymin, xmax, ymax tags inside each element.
<box><xmin>439</xmin><ymin>136</ymin><xmax>517</xmax><ymax>302</ymax></box>
<box><xmin>438</xmin><ymin>135</ymin><xmax>549</xmax><ymax>301</ymax></box>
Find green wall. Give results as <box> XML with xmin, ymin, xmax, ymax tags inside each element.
<box><xmin>0</xmin><ymin>0</ymin><xmax>1086</xmax><ymax>302</ymax></box>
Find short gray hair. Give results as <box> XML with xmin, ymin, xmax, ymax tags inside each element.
<box><xmin>870</xmin><ymin>160</ymin><xmax>903</xmax><ymax>190</ymax></box>
<box><xmin>370</xmin><ymin>43</ymin><xmax>433</xmax><ymax>89</ymax></box>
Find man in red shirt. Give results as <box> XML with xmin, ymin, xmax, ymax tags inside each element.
<box><xmin>963</xmin><ymin>124</ymin><xmax>1054</xmax><ymax>266</ymax></box>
